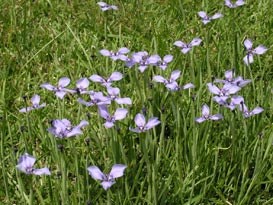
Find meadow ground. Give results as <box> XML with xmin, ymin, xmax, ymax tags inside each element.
<box><xmin>1</xmin><ymin>0</ymin><xmax>273</xmax><ymax>204</ymax></box>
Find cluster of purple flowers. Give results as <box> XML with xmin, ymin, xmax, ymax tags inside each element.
<box><xmin>196</xmin><ymin>69</ymin><xmax>264</xmax><ymax>123</ymax></box>
<box><xmin>16</xmin><ymin>0</ymin><xmax>268</xmax><ymax>192</ymax></box>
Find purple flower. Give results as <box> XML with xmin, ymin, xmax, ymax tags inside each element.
<box><xmin>89</xmin><ymin>72</ymin><xmax>123</xmax><ymax>87</ymax></box>
<box><xmin>131</xmin><ymin>51</ymin><xmax>150</xmax><ymax>72</ymax></box>
<box><xmin>19</xmin><ymin>94</ymin><xmax>46</xmax><ymax>113</ymax></box>
<box><xmin>198</xmin><ymin>11</ymin><xmax>223</xmax><ymax>24</ymax></box>
<box><xmin>100</xmin><ymin>47</ymin><xmax>130</xmax><ymax>61</ymax></box>
<box><xmin>97</xmin><ymin>2</ymin><xmax>118</xmax><ymax>11</ymax></box>
<box><xmin>98</xmin><ymin>105</ymin><xmax>128</xmax><ymax>128</ymax></box>
<box><xmin>239</xmin><ymin>103</ymin><xmax>264</xmax><ymax>118</ymax></box>
<box><xmin>87</xmin><ymin>164</ymin><xmax>127</xmax><ymax>190</ymax></box>
<box><xmin>213</xmin><ymin>95</ymin><xmax>244</xmax><ymax>110</ymax></box>
<box><xmin>130</xmin><ymin>113</ymin><xmax>160</xmax><ymax>133</ymax></box>
<box><xmin>207</xmin><ymin>82</ymin><xmax>241</xmax><ymax>96</ymax></box>
<box><xmin>174</xmin><ymin>38</ymin><xmax>202</xmax><ymax>54</ymax></box>
<box><xmin>225</xmin><ymin>0</ymin><xmax>245</xmax><ymax>8</ymax></box>
<box><xmin>48</xmin><ymin>119</ymin><xmax>89</xmax><ymax>138</ymax></box>
<box><xmin>153</xmin><ymin>70</ymin><xmax>195</xmax><ymax>91</ymax></box>
<box><xmin>78</xmin><ymin>92</ymin><xmax>111</xmax><ymax>107</ymax></box>
<box><xmin>107</xmin><ymin>87</ymin><xmax>132</xmax><ymax>105</ymax></box>
<box><xmin>16</xmin><ymin>153</ymin><xmax>51</xmax><ymax>175</ymax></box>
<box><xmin>214</xmin><ymin>69</ymin><xmax>251</xmax><ymax>87</ymax></box>
<box><xmin>41</xmin><ymin>77</ymin><xmax>76</xmax><ymax>99</ymax></box>
<box><xmin>147</xmin><ymin>54</ymin><xmax>173</xmax><ymax>70</ymax></box>
<box><xmin>195</xmin><ymin>104</ymin><xmax>223</xmax><ymax>123</ymax></box>
<box><xmin>243</xmin><ymin>39</ymin><xmax>267</xmax><ymax>65</ymax></box>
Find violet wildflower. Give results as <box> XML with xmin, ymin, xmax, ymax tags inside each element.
<box><xmin>239</xmin><ymin>103</ymin><xmax>264</xmax><ymax>118</ymax></box>
<box><xmin>48</xmin><ymin>119</ymin><xmax>89</xmax><ymax>138</ymax></box>
<box><xmin>195</xmin><ymin>104</ymin><xmax>223</xmax><ymax>123</ymax></box>
<box><xmin>198</xmin><ymin>11</ymin><xmax>223</xmax><ymax>24</ymax></box>
<box><xmin>174</xmin><ymin>38</ymin><xmax>202</xmax><ymax>54</ymax></box>
<box><xmin>207</xmin><ymin>82</ymin><xmax>241</xmax><ymax>97</ymax></box>
<box><xmin>215</xmin><ymin>69</ymin><xmax>251</xmax><ymax>87</ymax></box>
<box><xmin>41</xmin><ymin>77</ymin><xmax>76</xmax><ymax>99</ymax></box>
<box><xmin>107</xmin><ymin>87</ymin><xmax>132</xmax><ymax>105</ymax></box>
<box><xmin>97</xmin><ymin>2</ymin><xmax>118</xmax><ymax>11</ymax></box>
<box><xmin>74</xmin><ymin>78</ymin><xmax>93</xmax><ymax>94</ymax></box>
<box><xmin>89</xmin><ymin>72</ymin><xmax>123</xmax><ymax>87</ymax></box>
<box><xmin>225</xmin><ymin>0</ymin><xmax>245</xmax><ymax>8</ymax></box>
<box><xmin>153</xmin><ymin>70</ymin><xmax>194</xmax><ymax>91</ymax></box>
<box><xmin>100</xmin><ymin>47</ymin><xmax>130</xmax><ymax>61</ymax></box>
<box><xmin>98</xmin><ymin>105</ymin><xmax>128</xmax><ymax>128</ymax></box>
<box><xmin>226</xmin><ymin>96</ymin><xmax>244</xmax><ymax>110</ymax></box>
<box><xmin>130</xmin><ymin>113</ymin><xmax>160</xmax><ymax>133</ymax></box>
<box><xmin>243</xmin><ymin>39</ymin><xmax>267</xmax><ymax>65</ymax></box>
<box><xmin>87</xmin><ymin>164</ymin><xmax>127</xmax><ymax>190</ymax></box>
<box><xmin>78</xmin><ymin>92</ymin><xmax>111</xmax><ymax>107</ymax></box>
<box><xmin>19</xmin><ymin>94</ymin><xmax>46</xmax><ymax>113</ymax></box>
<box><xmin>131</xmin><ymin>51</ymin><xmax>150</xmax><ymax>72</ymax></box>
<box><xmin>16</xmin><ymin>153</ymin><xmax>51</xmax><ymax>175</ymax></box>
<box><xmin>147</xmin><ymin>54</ymin><xmax>173</xmax><ymax>70</ymax></box>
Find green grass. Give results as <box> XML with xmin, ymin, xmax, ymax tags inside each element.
<box><xmin>1</xmin><ymin>0</ymin><xmax>273</xmax><ymax>204</ymax></box>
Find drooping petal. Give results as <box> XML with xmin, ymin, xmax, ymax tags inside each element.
<box><xmin>89</xmin><ymin>75</ymin><xmax>104</xmax><ymax>83</ymax></box>
<box><xmin>87</xmin><ymin>166</ymin><xmax>105</xmax><ymax>181</ymax></box>
<box><xmin>195</xmin><ymin>117</ymin><xmax>207</xmax><ymax>123</ymax></box>
<box><xmin>253</xmin><ymin>45</ymin><xmax>267</xmax><ymax>55</ymax></box>
<box><xmin>201</xmin><ymin>104</ymin><xmax>210</xmax><ymax>117</ymax></box>
<box><xmin>163</xmin><ymin>55</ymin><xmax>173</xmax><ymax>63</ymax></box>
<box><xmin>107</xmin><ymin>86</ymin><xmax>120</xmax><ymax>96</ymax></box>
<box><xmin>115</xmin><ymin>97</ymin><xmax>132</xmax><ymax>105</ymax></box>
<box><xmin>189</xmin><ymin>38</ymin><xmax>202</xmax><ymax>47</ymax></box>
<box><xmin>109</xmin><ymin>164</ymin><xmax>127</xmax><ymax>179</ymax></box>
<box><xmin>19</xmin><ymin>107</ymin><xmax>34</xmax><ymax>113</ymax></box>
<box><xmin>104</xmin><ymin>121</ymin><xmax>114</xmax><ymax>128</ymax></box>
<box><xmin>250</xmin><ymin>107</ymin><xmax>264</xmax><ymax>115</ymax></box>
<box><xmin>109</xmin><ymin>72</ymin><xmax>123</xmax><ymax>81</ymax></box>
<box><xmin>33</xmin><ymin>168</ymin><xmax>51</xmax><ymax>175</ymax></box>
<box><xmin>166</xmin><ymin>82</ymin><xmax>179</xmax><ymax>91</ymax></box>
<box><xmin>170</xmin><ymin>70</ymin><xmax>181</xmax><ymax>81</ymax></box>
<box><xmin>174</xmin><ymin>40</ymin><xmax>187</xmax><ymax>48</ymax></box>
<box><xmin>145</xmin><ymin>117</ymin><xmax>160</xmax><ymax>130</ymax></box>
<box><xmin>40</xmin><ymin>83</ymin><xmax>55</xmax><ymax>91</ymax></box>
<box><xmin>198</xmin><ymin>11</ymin><xmax>208</xmax><ymax>18</ymax></box>
<box><xmin>244</xmin><ymin>39</ymin><xmax>253</xmax><ymax>50</ymax></box>
<box><xmin>58</xmin><ymin>77</ymin><xmax>70</xmax><ymax>87</ymax></box>
<box><xmin>207</xmin><ymin>83</ymin><xmax>220</xmax><ymax>95</ymax></box>
<box><xmin>101</xmin><ymin>181</ymin><xmax>115</xmax><ymax>190</ymax></box>
<box><xmin>55</xmin><ymin>91</ymin><xmax>67</xmax><ymax>99</ymax></box>
<box><xmin>129</xmin><ymin>127</ymin><xmax>142</xmax><ymax>133</ymax></box>
<box><xmin>211</xmin><ymin>13</ymin><xmax>223</xmax><ymax>20</ymax></box>
<box><xmin>114</xmin><ymin>108</ymin><xmax>128</xmax><ymax>120</ymax></box>
<box><xmin>209</xmin><ymin>114</ymin><xmax>223</xmax><ymax>121</ymax></box>
<box><xmin>181</xmin><ymin>47</ymin><xmax>192</xmax><ymax>54</ymax></box>
<box><xmin>147</xmin><ymin>55</ymin><xmax>161</xmax><ymax>65</ymax></box>
<box><xmin>225</xmin><ymin>0</ymin><xmax>233</xmax><ymax>8</ymax></box>
<box><xmin>224</xmin><ymin>69</ymin><xmax>234</xmax><ymax>81</ymax></box>
<box><xmin>134</xmin><ymin>113</ymin><xmax>146</xmax><ymax>127</ymax></box>
<box><xmin>118</xmin><ymin>47</ymin><xmax>130</xmax><ymax>54</ymax></box>
<box><xmin>98</xmin><ymin>105</ymin><xmax>110</xmax><ymax>120</ymax></box>
<box><xmin>235</xmin><ymin>0</ymin><xmax>245</xmax><ymax>6</ymax></box>
<box><xmin>31</xmin><ymin>94</ymin><xmax>40</xmax><ymax>105</ymax></box>
<box><xmin>243</xmin><ymin>54</ymin><xmax>254</xmax><ymax>65</ymax></box>
<box><xmin>100</xmin><ymin>49</ymin><xmax>111</xmax><ymax>56</ymax></box>
<box><xmin>76</xmin><ymin>78</ymin><xmax>89</xmax><ymax>89</ymax></box>
<box><xmin>76</xmin><ymin>120</ymin><xmax>89</xmax><ymax>129</ymax></box>
<box><xmin>77</xmin><ymin>98</ymin><xmax>94</xmax><ymax>107</ymax></box>
<box><xmin>153</xmin><ymin>75</ymin><xmax>167</xmax><ymax>83</ymax></box>
<box><xmin>182</xmin><ymin>83</ymin><xmax>195</xmax><ymax>90</ymax></box>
